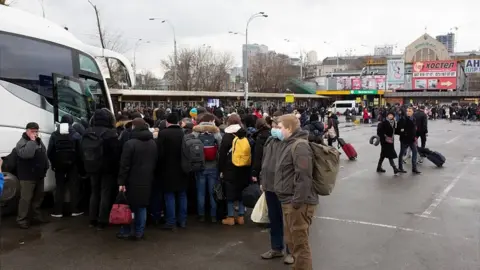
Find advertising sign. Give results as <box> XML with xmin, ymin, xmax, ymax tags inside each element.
<box><xmin>351</xmin><ymin>78</ymin><xmax>362</xmax><ymax>90</ymax></box>
<box><xmin>412</xmin><ymin>60</ymin><xmax>457</xmax><ymax>89</ymax></box>
<box><xmin>386</xmin><ymin>60</ymin><xmax>405</xmax><ymax>85</ymax></box>
<box><xmin>465</xmin><ymin>59</ymin><xmax>480</xmax><ymax>73</ymax></box>
<box><xmin>361</xmin><ymin>75</ymin><xmax>385</xmax><ymax>90</ymax></box>
<box><xmin>336</xmin><ymin>77</ymin><xmax>352</xmax><ymax>90</ymax></box>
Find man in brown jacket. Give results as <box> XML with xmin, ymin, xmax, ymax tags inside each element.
<box><xmin>274</xmin><ymin>114</ymin><xmax>318</xmax><ymax>270</ymax></box>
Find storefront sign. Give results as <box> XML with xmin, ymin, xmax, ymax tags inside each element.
<box><xmin>350</xmin><ymin>90</ymin><xmax>378</xmax><ymax>95</ymax></box>
<box><xmin>412</xmin><ymin>60</ymin><xmax>457</xmax><ymax>90</ymax></box>
<box><xmin>465</xmin><ymin>59</ymin><xmax>480</xmax><ymax>73</ymax></box>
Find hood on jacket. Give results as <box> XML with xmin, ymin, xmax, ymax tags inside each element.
<box><xmin>193</xmin><ymin>122</ymin><xmax>220</xmax><ymax>133</ymax></box>
<box><xmin>72</xmin><ymin>122</ymin><xmax>86</xmax><ymax>136</ymax></box>
<box><xmin>307</xmin><ymin>121</ymin><xmax>324</xmax><ymax>132</ymax></box>
<box><xmin>60</xmin><ymin>114</ymin><xmax>74</xmax><ymax>126</ymax></box>
<box><xmin>92</xmin><ymin>109</ymin><xmax>115</xmax><ymax>128</ymax></box>
<box><xmin>130</xmin><ymin>127</ymin><xmax>153</xmax><ymax>141</ymax></box>
<box><xmin>253</xmin><ymin>127</ymin><xmax>271</xmax><ymax>140</ymax></box>
<box><xmin>285</xmin><ymin>128</ymin><xmax>309</xmax><ymax>142</ymax></box>
<box><xmin>225</xmin><ymin>124</ymin><xmax>247</xmax><ymax>138</ymax></box>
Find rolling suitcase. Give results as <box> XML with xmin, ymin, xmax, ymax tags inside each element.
<box><xmin>426</xmin><ymin>151</ymin><xmax>445</xmax><ymax>167</ymax></box>
<box><xmin>337</xmin><ymin>138</ymin><xmax>357</xmax><ymax>160</ymax></box>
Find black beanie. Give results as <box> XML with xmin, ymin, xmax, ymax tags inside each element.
<box><xmin>166</xmin><ymin>113</ymin><xmax>179</xmax><ymax>125</ymax></box>
<box><xmin>26</xmin><ymin>122</ymin><xmax>40</xmax><ymax>130</ymax></box>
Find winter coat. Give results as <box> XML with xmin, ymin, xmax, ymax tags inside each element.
<box><xmin>117</xmin><ymin>127</ymin><xmax>157</xmax><ymax>207</ymax></box>
<box><xmin>327</xmin><ymin>115</ymin><xmax>340</xmax><ymax>138</ymax></box>
<box><xmin>274</xmin><ymin>129</ymin><xmax>318</xmax><ymax>206</ymax></box>
<box><xmin>396</xmin><ymin>116</ymin><xmax>416</xmax><ymax>144</ymax></box>
<box><xmin>251</xmin><ymin>127</ymin><xmax>271</xmax><ymax>178</ymax></box>
<box><xmin>87</xmin><ymin>109</ymin><xmax>120</xmax><ymax>175</ymax></box>
<box><xmin>377</xmin><ymin>120</ymin><xmax>398</xmax><ymax>159</ymax></box>
<box><xmin>191</xmin><ymin>122</ymin><xmax>222</xmax><ymax>169</ymax></box>
<box><xmin>413</xmin><ymin>110</ymin><xmax>428</xmax><ymax>135</ymax></box>
<box><xmin>157</xmin><ymin>125</ymin><xmax>189</xmax><ymax>192</ymax></box>
<box><xmin>217</xmin><ymin>124</ymin><xmax>250</xmax><ymax>201</ymax></box>
<box><xmin>303</xmin><ymin>121</ymin><xmax>324</xmax><ymax>144</ymax></box>
<box><xmin>15</xmin><ymin>133</ymin><xmax>49</xmax><ymax>181</ymax></box>
<box><xmin>47</xmin><ymin>125</ymin><xmax>83</xmax><ymax>171</ymax></box>
<box><xmin>259</xmin><ymin>137</ymin><xmax>282</xmax><ymax>192</ymax></box>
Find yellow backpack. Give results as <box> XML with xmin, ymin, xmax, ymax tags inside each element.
<box><xmin>231</xmin><ymin>136</ymin><xmax>251</xmax><ymax>167</ymax></box>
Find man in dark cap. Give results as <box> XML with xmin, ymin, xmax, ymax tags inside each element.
<box><xmin>16</xmin><ymin>122</ymin><xmax>49</xmax><ymax>229</ymax></box>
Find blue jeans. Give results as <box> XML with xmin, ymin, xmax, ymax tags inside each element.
<box><xmin>399</xmin><ymin>142</ymin><xmax>418</xmax><ymax>171</ymax></box>
<box><xmin>265</xmin><ymin>191</ymin><xmax>287</xmax><ymax>252</ymax></box>
<box><xmin>149</xmin><ymin>187</ymin><xmax>163</xmax><ymax>222</ymax></box>
<box><xmin>164</xmin><ymin>191</ymin><xmax>187</xmax><ymax>226</ymax></box>
<box><xmin>120</xmin><ymin>207</ymin><xmax>147</xmax><ymax>237</ymax></box>
<box><xmin>227</xmin><ymin>201</ymin><xmax>245</xmax><ymax>217</ymax></box>
<box><xmin>195</xmin><ymin>168</ymin><xmax>217</xmax><ymax>217</ymax></box>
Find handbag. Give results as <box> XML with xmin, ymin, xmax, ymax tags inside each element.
<box><xmin>251</xmin><ymin>193</ymin><xmax>269</xmax><ymax>224</ymax></box>
<box><xmin>385</xmin><ymin>136</ymin><xmax>393</xmax><ymax>144</ymax></box>
<box><xmin>109</xmin><ymin>192</ymin><xmax>133</xmax><ymax>225</ymax></box>
<box><xmin>242</xmin><ymin>184</ymin><xmax>262</xmax><ymax>208</ymax></box>
<box><xmin>213</xmin><ymin>182</ymin><xmax>225</xmax><ymax>203</ymax></box>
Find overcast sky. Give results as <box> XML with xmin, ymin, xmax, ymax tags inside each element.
<box><xmin>11</xmin><ymin>0</ymin><xmax>479</xmax><ymax>77</ymax></box>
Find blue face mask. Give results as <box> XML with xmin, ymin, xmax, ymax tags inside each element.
<box><xmin>271</xmin><ymin>128</ymin><xmax>284</xmax><ymax>141</ymax></box>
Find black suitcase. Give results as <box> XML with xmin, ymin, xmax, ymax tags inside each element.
<box><xmin>426</xmin><ymin>151</ymin><xmax>446</xmax><ymax>167</ymax></box>
<box><xmin>417</xmin><ymin>147</ymin><xmax>433</xmax><ymax>158</ymax></box>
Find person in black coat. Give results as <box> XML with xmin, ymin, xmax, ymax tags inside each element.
<box><xmin>87</xmin><ymin>108</ymin><xmax>120</xmax><ymax>229</ymax></box>
<box><xmin>303</xmin><ymin>113</ymin><xmax>324</xmax><ymax>144</ymax></box>
<box><xmin>117</xmin><ymin>118</ymin><xmax>157</xmax><ymax>239</ymax></box>
<box><xmin>251</xmin><ymin>118</ymin><xmax>271</xmax><ymax>182</ymax></box>
<box><xmin>218</xmin><ymin>114</ymin><xmax>250</xmax><ymax>226</ymax></box>
<box><xmin>156</xmin><ymin>113</ymin><xmax>189</xmax><ymax>230</ymax></box>
<box><xmin>413</xmin><ymin>106</ymin><xmax>428</xmax><ymax>149</ymax></box>
<box><xmin>396</xmin><ymin>107</ymin><xmax>421</xmax><ymax>174</ymax></box>
<box><xmin>376</xmin><ymin>111</ymin><xmax>399</xmax><ymax>175</ymax></box>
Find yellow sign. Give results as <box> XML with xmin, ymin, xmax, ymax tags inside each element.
<box><xmin>374</xmin><ymin>98</ymin><xmax>379</xmax><ymax>105</ymax></box>
<box><xmin>355</xmin><ymin>97</ymin><xmax>362</xmax><ymax>103</ymax></box>
<box><xmin>366</xmin><ymin>58</ymin><xmax>387</xmax><ymax>66</ymax></box>
<box><xmin>285</xmin><ymin>94</ymin><xmax>295</xmax><ymax>103</ymax></box>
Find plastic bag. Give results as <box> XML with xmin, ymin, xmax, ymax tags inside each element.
<box><xmin>251</xmin><ymin>193</ymin><xmax>269</xmax><ymax>224</ymax></box>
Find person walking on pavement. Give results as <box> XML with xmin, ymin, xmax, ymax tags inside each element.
<box><xmin>16</xmin><ymin>122</ymin><xmax>50</xmax><ymax>229</ymax></box>
<box><xmin>48</xmin><ymin>115</ymin><xmax>84</xmax><ymax>218</ymax></box>
<box><xmin>275</xmin><ymin>114</ymin><xmax>318</xmax><ymax>270</ymax></box>
<box><xmin>326</xmin><ymin>111</ymin><xmax>340</xmax><ymax>147</ymax></box>
<box><xmin>397</xmin><ymin>107</ymin><xmax>421</xmax><ymax>175</ymax></box>
<box><xmin>117</xmin><ymin>118</ymin><xmax>157</xmax><ymax>240</ymax></box>
<box><xmin>414</xmin><ymin>105</ymin><xmax>428</xmax><ymax>149</ymax></box>
<box><xmin>157</xmin><ymin>113</ymin><xmax>189</xmax><ymax>230</ymax></box>
<box><xmin>376</xmin><ymin>111</ymin><xmax>400</xmax><ymax>175</ymax></box>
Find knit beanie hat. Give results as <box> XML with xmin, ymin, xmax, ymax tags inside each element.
<box><xmin>190</xmin><ymin>108</ymin><xmax>198</xmax><ymax>118</ymax></box>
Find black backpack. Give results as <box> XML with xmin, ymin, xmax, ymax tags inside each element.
<box><xmin>181</xmin><ymin>133</ymin><xmax>205</xmax><ymax>173</ymax></box>
<box><xmin>81</xmin><ymin>130</ymin><xmax>106</xmax><ymax>174</ymax></box>
<box><xmin>1</xmin><ymin>148</ymin><xmax>18</xmax><ymax>175</ymax></box>
<box><xmin>54</xmin><ymin>132</ymin><xmax>76</xmax><ymax>170</ymax></box>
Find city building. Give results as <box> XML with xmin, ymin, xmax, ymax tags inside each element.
<box><xmin>374</xmin><ymin>45</ymin><xmax>394</xmax><ymax>56</ymax></box>
<box><xmin>404</xmin><ymin>33</ymin><xmax>450</xmax><ymax>63</ymax></box>
<box><xmin>242</xmin><ymin>43</ymin><xmax>268</xmax><ymax>77</ymax></box>
<box><xmin>436</xmin><ymin>32</ymin><xmax>455</xmax><ymax>53</ymax></box>
<box><xmin>306</xmin><ymin>50</ymin><xmax>318</xmax><ymax>64</ymax></box>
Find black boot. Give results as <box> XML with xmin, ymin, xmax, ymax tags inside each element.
<box><xmin>376</xmin><ymin>167</ymin><xmax>386</xmax><ymax>173</ymax></box>
<box><xmin>393</xmin><ymin>167</ymin><xmax>400</xmax><ymax>175</ymax></box>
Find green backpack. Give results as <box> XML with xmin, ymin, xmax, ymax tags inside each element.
<box><xmin>291</xmin><ymin>139</ymin><xmax>340</xmax><ymax>196</ymax></box>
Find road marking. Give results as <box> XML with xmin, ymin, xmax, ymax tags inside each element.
<box><xmin>446</xmin><ymin>135</ymin><xmax>461</xmax><ymax>144</ymax></box>
<box><xmin>419</xmin><ymin>157</ymin><xmax>477</xmax><ymax>218</ymax></box>
<box><xmin>340</xmin><ymin>169</ymin><xmax>368</xmax><ymax>181</ymax></box>
<box><xmin>314</xmin><ymin>216</ymin><xmax>475</xmax><ymax>242</ymax></box>
<box><xmin>213</xmin><ymin>241</ymin><xmax>244</xmax><ymax>257</ymax></box>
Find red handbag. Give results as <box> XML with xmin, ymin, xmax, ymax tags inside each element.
<box><xmin>109</xmin><ymin>192</ymin><xmax>133</xmax><ymax>225</ymax></box>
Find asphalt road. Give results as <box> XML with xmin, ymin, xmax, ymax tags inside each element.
<box><xmin>1</xmin><ymin>120</ymin><xmax>479</xmax><ymax>270</ymax></box>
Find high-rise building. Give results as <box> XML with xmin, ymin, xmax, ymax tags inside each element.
<box><xmin>242</xmin><ymin>44</ymin><xmax>268</xmax><ymax>77</ymax></box>
<box><xmin>306</xmin><ymin>50</ymin><xmax>318</xmax><ymax>64</ymax></box>
<box><xmin>436</xmin><ymin>32</ymin><xmax>455</xmax><ymax>53</ymax></box>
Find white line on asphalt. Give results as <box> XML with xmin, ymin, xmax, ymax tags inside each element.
<box><xmin>445</xmin><ymin>135</ymin><xmax>461</xmax><ymax>144</ymax></box>
<box><xmin>213</xmin><ymin>241</ymin><xmax>244</xmax><ymax>257</ymax></box>
<box><xmin>340</xmin><ymin>169</ymin><xmax>368</xmax><ymax>181</ymax></box>
<box><xmin>419</xmin><ymin>157</ymin><xmax>477</xmax><ymax>217</ymax></box>
<box><xmin>315</xmin><ymin>216</ymin><xmax>442</xmax><ymax>237</ymax></box>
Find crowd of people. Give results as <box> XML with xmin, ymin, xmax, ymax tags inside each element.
<box><xmin>6</xmin><ymin>104</ymin><xmax>347</xmax><ymax>270</ymax></box>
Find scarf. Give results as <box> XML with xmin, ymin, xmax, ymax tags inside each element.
<box><xmin>387</xmin><ymin>118</ymin><xmax>396</xmax><ymax>129</ymax></box>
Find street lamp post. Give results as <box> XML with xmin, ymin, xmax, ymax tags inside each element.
<box><xmin>244</xmin><ymin>12</ymin><xmax>268</xmax><ymax>108</ymax></box>
<box><xmin>284</xmin><ymin>38</ymin><xmax>303</xmax><ymax>79</ymax></box>
<box><xmin>149</xmin><ymin>18</ymin><xmax>178</xmax><ymax>90</ymax></box>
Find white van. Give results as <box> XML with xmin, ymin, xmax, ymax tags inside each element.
<box><xmin>329</xmin><ymin>100</ymin><xmax>357</xmax><ymax>114</ymax></box>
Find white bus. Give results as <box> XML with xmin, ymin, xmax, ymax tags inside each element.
<box><xmin>0</xmin><ymin>5</ymin><xmax>134</xmax><ymax>210</ymax></box>
<box><xmin>329</xmin><ymin>100</ymin><xmax>357</xmax><ymax>114</ymax></box>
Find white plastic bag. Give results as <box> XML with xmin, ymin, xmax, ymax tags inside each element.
<box><xmin>251</xmin><ymin>193</ymin><xmax>269</xmax><ymax>224</ymax></box>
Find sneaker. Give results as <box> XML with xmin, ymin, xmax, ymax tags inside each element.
<box><xmin>261</xmin><ymin>250</ymin><xmax>284</xmax><ymax>260</ymax></box>
<box><xmin>284</xmin><ymin>254</ymin><xmax>295</xmax><ymax>265</ymax></box>
<box><xmin>222</xmin><ymin>217</ymin><xmax>235</xmax><ymax>226</ymax></box>
<box><xmin>51</xmin><ymin>213</ymin><xmax>63</xmax><ymax>218</ymax></box>
<box><xmin>71</xmin><ymin>212</ymin><xmax>84</xmax><ymax>217</ymax></box>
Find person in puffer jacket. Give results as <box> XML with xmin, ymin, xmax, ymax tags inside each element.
<box><xmin>191</xmin><ymin>113</ymin><xmax>222</xmax><ymax>223</ymax></box>
<box><xmin>302</xmin><ymin>113</ymin><xmax>324</xmax><ymax>144</ymax></box>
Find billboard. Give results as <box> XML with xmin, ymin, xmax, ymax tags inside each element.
<box><xmin>351</xmin><ymin>78</ymin><xmax>362</xmax><ymax>90</ymax></box>
<box><xmin>336</xmin><ymin>77</ymin><xmax>352</xmax><ymax>90</ymax></box>
<box><xmin>412</xmin><ymin>60</ymin><xmax>457</xmax><ymax>90</ymax></box>
<box><xmin>465</xmin><ymin>59</ymin><xmax>480</xmax><ymax>73</ymax></box>
<box><xmin>387</xmin><ymin>60</ymin><xmax>405</xmax><ymax>83</ymax></box>
<box><xmin>361</xmin><ymin>75</ymin><xmax>385</xmax><ymax>90</ymax></box>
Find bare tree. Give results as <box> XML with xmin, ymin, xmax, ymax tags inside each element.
<box><xmin>162</xmin><ymin>46</ymin><xmax>234</xmax><ymax>91</ymax></box>
<box><xmin>249</xmin><ymin>52</ymin><xmax>298</xmax><ymax>92</ymax></box>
